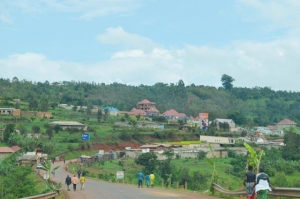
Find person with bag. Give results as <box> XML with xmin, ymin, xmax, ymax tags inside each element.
<box><xmin>255</xmin><ymin>168</ymin><xmax>272</xmax><ymax>199</ymax></box>
<box><xmin>244</xmin><ymin>166</ymin><xmax>256</xmax><ymax>199</ymax></box>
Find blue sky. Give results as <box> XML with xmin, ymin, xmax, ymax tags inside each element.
<box><xmin>1</xmin><ymin>0</ymin><xmax>300</xmax><ymax>91</ymax></box>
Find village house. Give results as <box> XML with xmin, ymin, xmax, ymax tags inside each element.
<box><xmin>200</xmin><ymin>135</ymin><xmax>235</xmax><ymax>145</ymax></box>
<box><xmin>276</xmin><ymin>119</ymin><xmax>297</xmax><ymax>130</ymax></box>
<box><xmin>49</xmin><ymin>121</ymin><xmax>86</xmax><ymax>130</ymax></box>
<box><xmin>213</xmin><ymin>118</ymin><xmax>236</xmax><ymax>131</ymax></box>
<box><xmin>136</xmin><ymin>99</ymin><xmax>160</xmax><ymax>117</ymax></box>
<box><xmin>0</xmin><ymin>108</ymin><xmax>21</xmax><ymax>116</ymax></box>
<box><xmin>36</xmin><ymin>112</ymin><xmax>52</xmax><ymax>118</ymax></box>
<box><xmin>101</xmin><ymin>106</ymin><xmax>119</xmax><ymax>116</ymax></box>
<box><xmin>0</xmin><ymin>147</ymin><xmax>15</xmax><ymax>159</ymax></box>
<box><xmin>163</xmin><ymin>109</ymin><xmax>187</xmax><ymax>121</ymax></box>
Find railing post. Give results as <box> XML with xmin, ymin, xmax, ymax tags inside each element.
<box><xmin>213</xmin><ymin>184</ymin><xmax>216</xmax><ymax>195</ymax></box>
<box><xmin>240</xmin><ymin>185</ymin><xmax>243</xmax><ymax>199</ymax></box>
<box><xmin>226</xmin><ymin>183</ymin><xmax>229</xmax><ymax>197</ymax></box>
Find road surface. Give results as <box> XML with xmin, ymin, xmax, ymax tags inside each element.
<box><xmin>47</xmin><ymin>160</ymin><xmax>220</xmax><ymax>199</ymax></box>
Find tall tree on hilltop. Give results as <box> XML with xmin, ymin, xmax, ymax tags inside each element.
<box><xmin>221</xmin><ymin>74</ymin><xmax>235</xmax><ymax>90</ymax></box>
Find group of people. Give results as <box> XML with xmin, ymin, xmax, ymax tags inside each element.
<box><xmin>137</xmin><ymin>171</ymin><xmax>155</xmax><ymax>188</ymax></box>
<box><xmin>244</xmin><ymin>166</ymin><xmax>272</xmax><ymax>199</ymax></box>
<box><xmin>65</xmin><ymin>168</ymin><xmax>86</xmax><ymax>191</ymax></box>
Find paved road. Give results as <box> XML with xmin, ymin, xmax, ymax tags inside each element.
<box><xmin>48</xmin><ymin>160</ymin><xmax>220</xmax><ymax>199</ymax></box>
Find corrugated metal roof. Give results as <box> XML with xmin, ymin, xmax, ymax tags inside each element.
<box><xmin>50</xmin><ymin>121</ymin><xmax>85</xmax><ymax>126</ymax></box>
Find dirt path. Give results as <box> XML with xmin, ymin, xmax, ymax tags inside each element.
<box><xmin>46</xmin><ymin>160</ymin><xmax>221</xmax><ymax>199</ymax></box>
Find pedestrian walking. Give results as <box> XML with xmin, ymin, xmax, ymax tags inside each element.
<box><xmin>78</xmin><ymin>168</ymin><xmax>82</xmax><ymax>179</ymax></box>
<box><xmin>150</xmin><ymin>173</ymin><xmax>155</xmax><ymax>188</ymax></box>
<box><xmin>255</xmin><ymin>168</ymin><xmax>272</xmax><ymax>199</ymax></box>
<box><xmin>80</xmin><ymin>175</ymin><xmax>86</xmax><ymax>190</ymax></box>
<box><xmin>64</xmin><ymin>159</ymin><xmax>66</xmax><ymax>164</ymax></box>
<box><xmin>244</xmin><ymin>165</ymin><xmax>256</xmax><ymax>199</ymax></box>
<box><xmin>145</xmin><ymin>174</ymin><xmax>150</xmax><ymax>188</ymax></box>
<box><xmin>137</xmin><ymin>171</ymin><xmax>144</xmax><ymax>188</ymax></box>
<box><xmin>65</xmin><ymin>175</ymin><xmax>71</xmax><ymax>191</ymax></box>
<box><xmin>72</xmin><ymin>175</ymin><xmax>79</xmax><ymax>191</ymax></box>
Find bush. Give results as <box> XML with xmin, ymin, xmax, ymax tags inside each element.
<box><xmin>67</xmin><ymin>144</ymin><xmax>75</xmax><ymax>151</ymax></box>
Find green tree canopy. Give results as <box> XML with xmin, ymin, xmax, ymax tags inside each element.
<box><xmin>221</xmin><ymin>74</ymin><xmax>235</xmax><ymax>90</ymax></box>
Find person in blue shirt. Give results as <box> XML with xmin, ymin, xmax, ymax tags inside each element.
<box><xmin>137</xmin><ymin>171</ymin><xmax>144</xmax><ymax>188</ymax></box>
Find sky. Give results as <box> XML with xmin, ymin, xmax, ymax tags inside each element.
<box><xmin>1</xmin><ymin>0</ymin><xmax>300</xmax><ymax>91</ymax></box>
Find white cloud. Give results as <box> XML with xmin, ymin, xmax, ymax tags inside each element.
<box><xmin>1</xmin><ymin>35</ymin><xmax>300</xmax><ymax>91</ymax></box>
<box><xmin>96</xmin><ymin>27</ymin><xmax>159</xmax><ymax>50</ymax></box>
<box><xmin>236</xmin><ymin>0</ymin><xmax>300</xmax><ymax>34</ymax></box>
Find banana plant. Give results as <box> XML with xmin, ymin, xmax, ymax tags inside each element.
<box><xmin>38</xmin><ymin>160</ymin><xmax>61</xmax><ymax>191</ymax></box>
<box><xmin>204</xmin><ymin>144</ymin><xmax>217</xmax><ymax>194</ymax></box>
<box><xmin>244</xmin><ymin>142</ymin><xmax>265</xmax><ymax>174</ymax></box>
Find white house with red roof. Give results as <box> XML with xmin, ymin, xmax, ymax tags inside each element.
<box><xmin>276</xmin><ymin>119</ymin><xmax>297</xmax><ymax>130</ymax></box>
<box><xmin>163</xmin><ymin>109</ymin><xmax>187</xmax><ymax>120</ymax></box>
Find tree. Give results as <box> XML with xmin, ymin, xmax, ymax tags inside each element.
<box><xmin>53</xmin><ymin>124</ymin><xmax>61</xmax><ymax>133</ymax></box>
<box><xmin>39</xmin><ymin>160</ymin><xmax>61</xmax><ymax>190</ymax></box>
<box><xmin>46</xmin><ymin>128</ymin><xmax>53</xmax><ymax>139</ymax></box>
<box><xmin>197</xmin><ymin>151</ymin><xmax>207</xmax><ymax>161</ymax></box>
<box><xmin>104</xmin><ymin>108</ymin><xmax>109</xmax><ymax>121</ymax></box>
<box><xmin>29</xmin><ymin>99</ymin><xmax>38</xmax><ymax>110</ymax></box>
<box><xmin>50</xmin><ymin>102</ymin><xmax>57</xmax><ymax>110</ymax></box>
<box><xmin>162</xmin><ymin>149</ymin><xmax>174</xmax><ymax>160</ymax></box>
<box><xmin>31</xmin><ymin>125</ymin><xmax>40</xmax><ymax>134</ymax></box>
<box><xmin>135</xmin><ymin>152</ymin><xmax>158</xmax><ymax>174</ymax></box>
<box><xmin>221</xmin><ymin>74</ymin><xmax>235</xmax><ymax>90</ymax></box>
<box><xmin>40</xmin><ymin>99</ymin><xmax>49</xmax><ymax>111</ymax></box>
<box><xmin>244</xmin><ymin>142</ymin><xmax>265</xmax><ymax>174</ymax></box>
<box><xmin>282</xmin><ymin>127</ymin><xmax>300</xmax><ymax>160</ymax></box>
<box><xmin>4</xmin><ymin>124</ymin><xmax>15</xmax><ymax>142</ymax></box>
<box><xmin>2</xmin><ymin>166</ymin><xmax>37</xmax><ymax>198</ymax></box>
<box><xmin>97</xmin><ymin>109</ymin><xmax>102</xmax><ymax>123</ymax></box>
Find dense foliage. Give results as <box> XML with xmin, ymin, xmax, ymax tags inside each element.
<box><xmin>1</xmin><ymin>77</ymin><xmax>300</xmax><ymax>126</ymax></box>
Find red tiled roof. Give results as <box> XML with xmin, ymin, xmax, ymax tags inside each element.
<box><xmin>11</xmin><ymin>145</ymin><xmax>21</xmax><ymax>152</ymax></box>
<box><xmin>163</xmin><ymin>109</ymin><xmax>179</xmax><ymax>116</ymax></box>
<box><xmin>0</xmin><ymin>147</ymin><xmax>15</xmax><ymax>153</ymax></box>
<box><xmin>277</xmin><ymin>119</ymin><xmax>296</xmax><ymax>125</ymax></box>
<box><xmin>266</xmin><ymin>125</ymin><xmax>277</xmax><ymax>130</ymax></box>
<box><xmin>137</xmin><ymin>99</ymin><xmax>155</xmax><ymax>105</ymax></box>
<box><xmin>163</xmin><ymin>109</ymin><xmax>186</xmax><ymax>117</ymax></box>
<box><xmin>146</xmin><ymin>107</ymin><xmax>160</xmax><ymax>113</ymax></box>
<box><xmin>129</xmin><ymin>108</ymin><xmax>146</xmax><ymax>116</ymax></box>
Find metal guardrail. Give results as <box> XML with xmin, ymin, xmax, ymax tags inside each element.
<box><xmin>213</xmin><ymin>183</ymin><xmax>300</xmax><ymax>198</ymax></box>
<box><xmin>19</xmin><ymin>191</ymin><xmax>58</xmax><ymax>199</ymax></box>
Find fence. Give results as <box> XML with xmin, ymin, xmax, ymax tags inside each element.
<box><xmin>212</xmin><ymin>183</ymin><xmax>300</xmax><ymax>198</ymax></box>
<box><xmin>19</xmin><ymin>192</ymin><xmax>58</xmax><ymax>199</ymax></box>
<box><xmin>77</xmin><ymin>152</ymin><xmax>125</xmax><ymax>167</ymax></box>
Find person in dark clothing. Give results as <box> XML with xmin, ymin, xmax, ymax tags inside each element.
<box><xmin>137</xmin><ymin>171</ymin><xmax>144</xmax><ymax>188</ymax></box>
<box><xmin>244</xmin><ymin>165</ymin><xmax>256</xmax><ymax>199</ymax></box>
<box><xmin>77</xmin><ymin>168</ymin><xmax>82</xmax><ymax>179</ymax></box>
<box><xmin>65</xmin><ymin>175</ymin><xmax>72</xmax><ymax>191</ymax></box>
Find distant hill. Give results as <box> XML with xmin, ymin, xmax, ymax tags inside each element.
<box><xmin>1</xmin><ymin>77</ymin><xmax>300</xmax><ymax>126</ymax></box>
